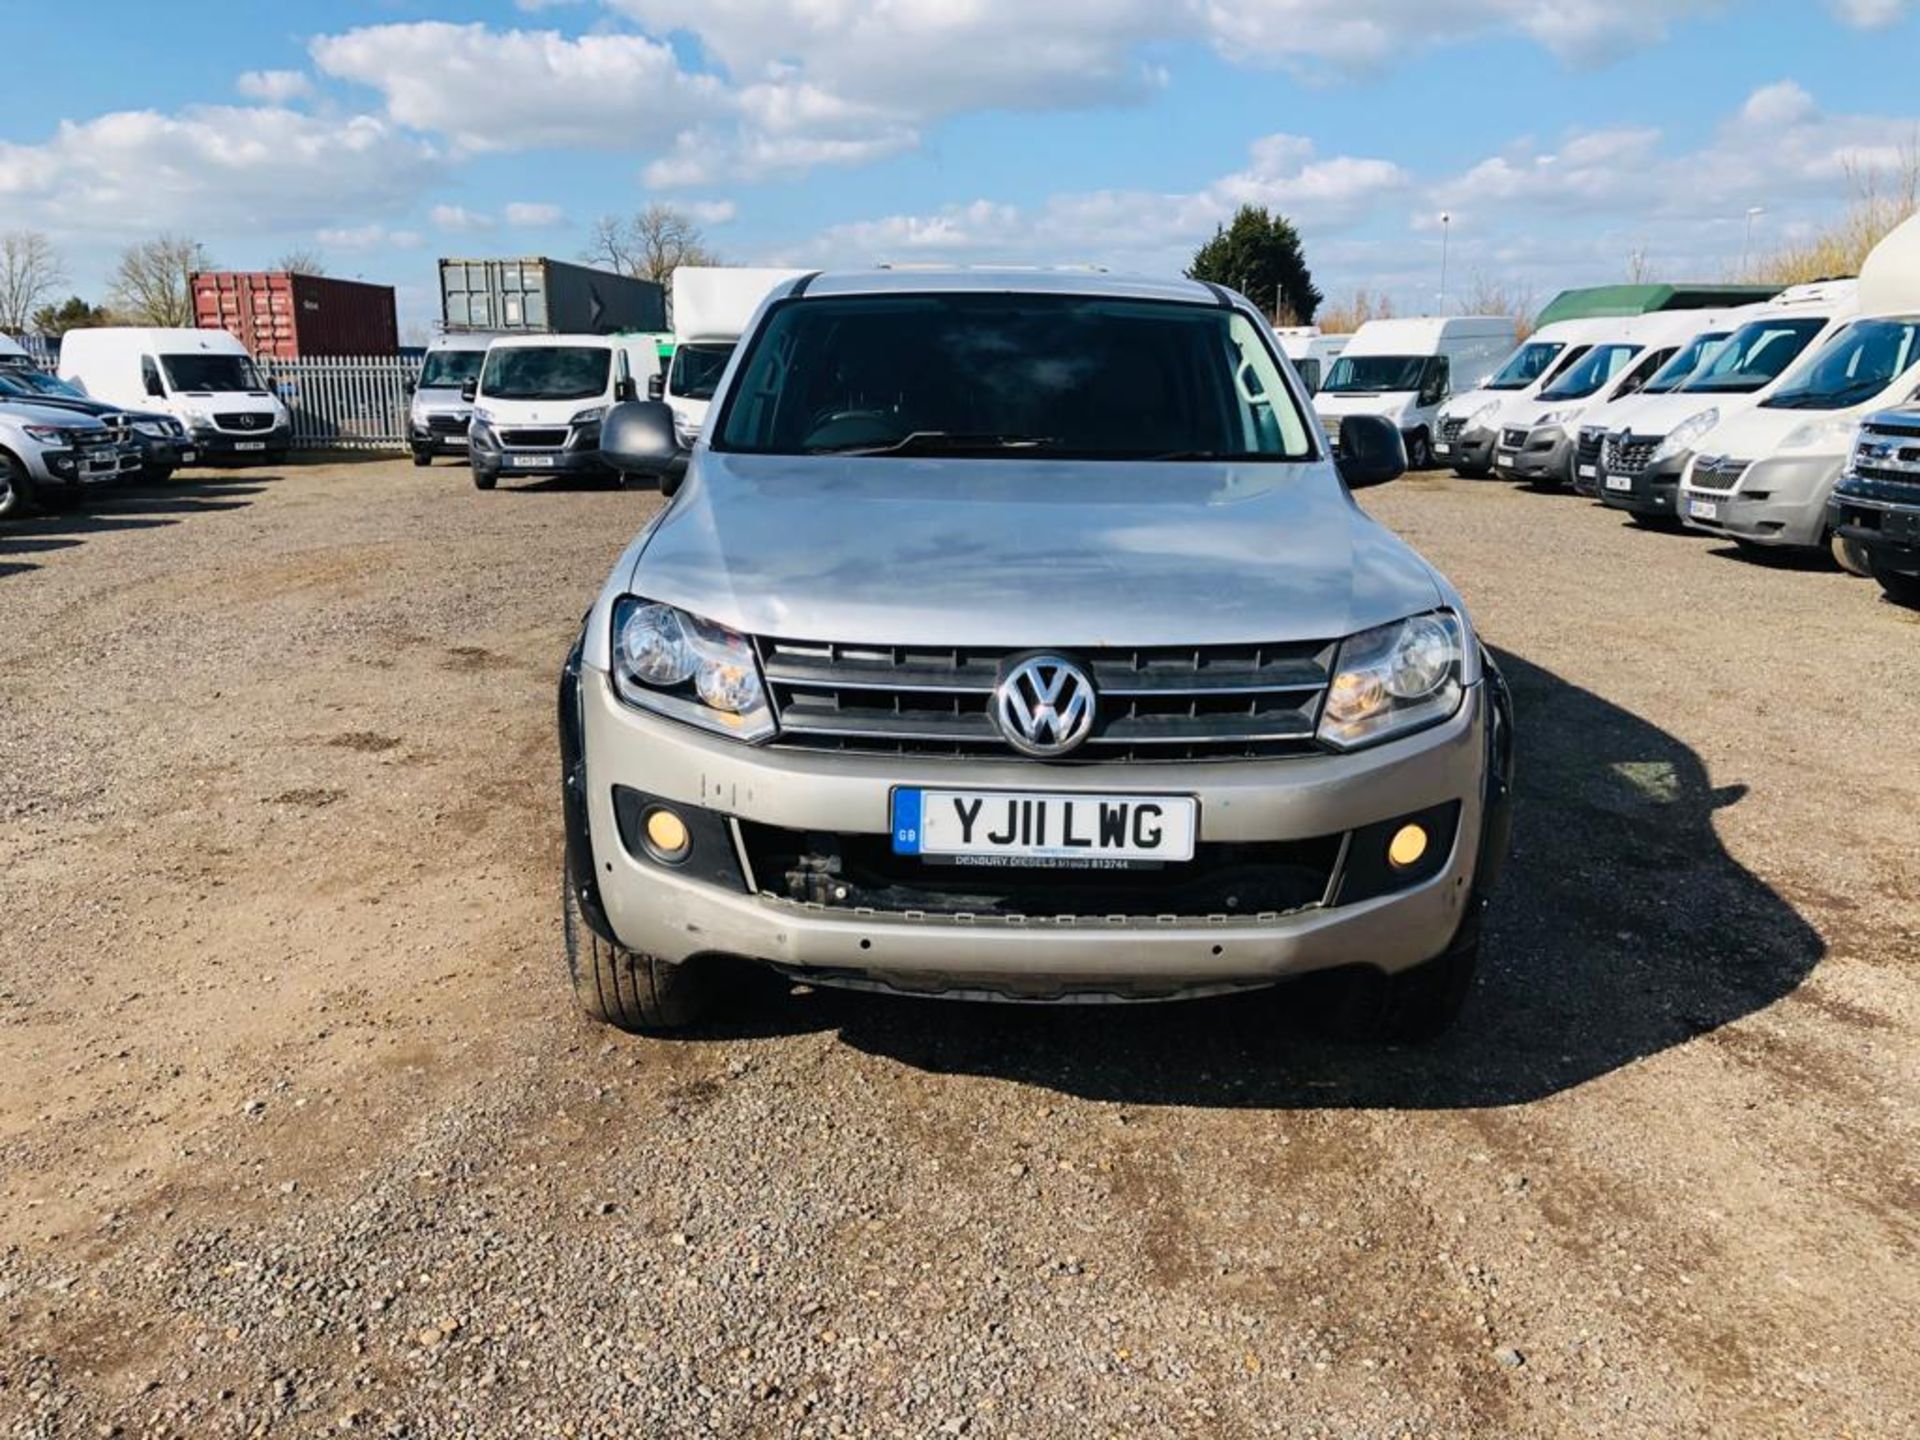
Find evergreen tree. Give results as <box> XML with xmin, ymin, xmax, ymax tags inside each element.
<box><xmin>1187</xmin><ymin>206</ymin><xmax>1322</xmax><ymax>324</ymax></box>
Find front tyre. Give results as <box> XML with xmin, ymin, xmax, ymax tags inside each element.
<box><xmin>1406</xmin><ymin>429</ymin><xmax>1433</xmax><ymax>470</ymax></box>
<box><xmin>562</xmin><ymin>873</ymin><xmax>717</xmax><ymax>1033</ymax></box>
<box><xmin>1307</xmin><ymin>935</ymin><xmax>1479</xmax><ymax>1044</ymax></box>
<box><xmin>1831</xmin><ymin>532</ymin><xmax>1871</xmax><ymax>576</ymax></box>
<box><xmin>411</xmin><ymin>448</ymin><xmax>433</xmax><ymax>468</ymax></box>
<box><xmin>0</xmin><ymin>453</ymin><xmax>32</xmax><ymax>519</ymax></box>
<box><xmin>471</xmin><ymin>465</ymin><xmax>497</xmax><ymax>491</ymax></box>
<box><xmin>1870</xmin><ymin>556</ymin><xmax>1920</xmax><ymax>608</ymax></box>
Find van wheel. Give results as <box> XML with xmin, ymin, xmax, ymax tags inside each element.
<box><xmin>1306</xmin><ymin>936</ymin><xmax>1479</xmax><ymax>1044</ymax></box>
<box><xmin>562</xmin><ymin>872</ymin><xmax>716</xmax><ymax>1033</ymax></box>
<box><xmin>472</xmin><ymin>467</ymin><xmax>497</xmax><ymax>491</ymax></box>
<box><xmin>0</xmin><ymin>453</ymin><xmax>30</xmax><ymax>519</ymax></box>
<box><xmin>1870</xmin><ymin>558</ymin><xmax>1920</xmax><ymax>608</ymax></box>
<box><xmin>1406</xmin><ymin>430</ymin><xmax>1433</xmax><ymax>470</ymax></box>
<box><xmin>1831</xmin><ymin>532</ymin><xmax>1871</xmax><ymax>576</ymax></box>
<box><xmin>411</xmin><ymin>449</ymin><xmax>432</xmax><ymax>468</ymax></box>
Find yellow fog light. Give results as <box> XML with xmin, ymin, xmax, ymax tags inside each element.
<box><xmin>643</xmin><ymin>807</ymin><xmax>691</xmax><ymax>863</ymax></box>
<box><xmin>1387</xmin><ymin>823</ymin><xmax>1429</xmax><ymax>869</ymax></box>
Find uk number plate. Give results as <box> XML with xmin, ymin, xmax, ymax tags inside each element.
<box><xmin>509</xmin><ymin>454</ymin><xmax>556</xmax><ymax>468</ymax></box>
<box><xmin>1577</xmin><ymin>463</ymin><xmax>1596</xmax><ymax>479</ymax></box>
<box><xmin>1433</xmin><ymin>441</ymin><xmax>1451</xmax><ymax>456</ymax></box>
<box><xmin>180</xmin><ymin>449</ymin><xmax>198</xmax><ymax>463</ymax></box>
<box><xmin>234</xmin><ymin>440</ymin><xmax>266</xmax><ymax>452</ymax></box>
<box><xmin>1689</xmin><ymin>498</ymin><xmax>1719</xmax><ymax>520</ymax></box>
<box><xmin>1605</xmin><ymin>474</ymin><xmax>1632</xmax><ymax>492</ymax></box>
<box><xmin>891</xmin><ymin>788</ymin><xmax>1197</xmax><ymax>866</ymax></box>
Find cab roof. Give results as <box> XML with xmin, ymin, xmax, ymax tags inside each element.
<box><xmin>788</xmin><ymin>268</ymin><xmax>1228</xmax><ymax>307</ymax></box>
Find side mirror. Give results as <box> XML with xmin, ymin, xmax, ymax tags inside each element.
<box><xmin>403</xmin><ymin>379</ymin><xmax>416</xmax><ymax>396</ymax></box>
<box><xmin>144</xmin><ymin>375</ymin><xmax>165</xmax><ymax>398</ymax></box>
<box><xmin>615</xmin><ymin>377</ymin><xmax>636</xmax><ymax>402</ymax></box>
<box><xmin>459</xmin><ymin>380</ymin><xmax>477</xmax><ymax>403</ymax></box>
<box><xmin>1336</xmin><ymin>414</ymin><xmax>1407</xmax><ymax>488</ymax></box>
<box><xmin>600</xmin><ymin>400</ymin><xmax>681</xmax><ymax>485</ymax></box>
<box><xmin>646</xmin><ymin>372</ymin><xmax>665</xmax><ymax>402</ymax></box>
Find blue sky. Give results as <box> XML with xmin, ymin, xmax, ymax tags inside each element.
<box><xmin>6</xmin><ymin>1</ymin><xmax>1918</xmax><ymax>336</ymax></box>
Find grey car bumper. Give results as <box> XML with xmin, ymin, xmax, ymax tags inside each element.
<box><xmin>565</xmin><ymin>649</ymin><xmax>1508</xmax><ymax>1000</ymax></box>
<box><xmin>1679</xmin><ymin>454</ymin><xmax>1842</xmax><ymax>550</ymax></box>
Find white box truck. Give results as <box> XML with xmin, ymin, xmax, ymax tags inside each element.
<box><xmin>659</xmin><ymin>267</ymin><xmax>810</xmax><ymax>445</ymax></box>
<box><xmin>1313</xmin><ymin>316</ymin><xmax>1518</xmax><ymax>468</ymax></box>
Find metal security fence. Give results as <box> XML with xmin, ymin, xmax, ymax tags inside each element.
<box><xmin>261</xmin><ymin>354</ymin><xmax>421</xmax><ymax>451</ymax></box>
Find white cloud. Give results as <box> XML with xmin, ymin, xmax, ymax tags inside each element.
<box><xmin>1826</xmin><ymin>0</ymin><xmax>1915</xmax><ymax>26</ymax></box>
<box><xmin>0</xmin><ymin>105</ymin><xmax>441</xmax><ymax>236</ymax></box>
<box><xmin>802</xmin><ymin>133</ymin><xmax>1408</xmax><ymax>272</ymax></box>
<box><xmin>311</xmin><ymin>22</ymin><xmax>726</xmax><ymax>153</ymax></box>
<box><xmin>430</xmin><ymin>203</ymin><xmax>495</xmax><ymax>232</ymax></box>
<box><xmin>504</xmin><ymin>201</ymin><xmax>565</xmax><ymax>227</ymax></box>
<box><xmin>681</xmin><ymin>198</ymin><xmax>738</xmax><ymax>225</ymax></box>
<box><xmin>317</xmin><ymin>224</ymin><xmax>424</xmax><ymax>251</ymax></box>
<box><xmin>236</xmin><ymin>69</ymin><xmax>312</xmax><ymax>104</ymax></box>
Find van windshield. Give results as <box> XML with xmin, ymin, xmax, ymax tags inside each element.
<box><xmin>162</xmin><ymin>354</ymin><xmax>265</xmax><ymax>393</ymax></box>
<box><xmin>1681</xmin><ymin>317</ymin><xmax>1828</xmax><ymax>394</ymax></box>
<box><xmin>418</xmin><ymin>348</ymin><xmax>486</xmax><ymax>390</ymax></box>
<box><xmin>669</xmin><ymin>342</ymin><xmax>733</xmax><ymax>402</ymax></box>
<box><xmin>1640</xmin><ymin>332</ymin><xmax>1728</xmax><ymax>394</ymax></box>
<box><xmin>1484</xmin><ymin>340</ymin><xmax>1565</xmax><ymax>390</ymax></box>
<box><xmin>1762</xmin><ymin>317</ymin><xmax>1920</xmax><ymax>410</ymax></box>
<box><xmin>480</xmin><ymin>345</ymin><xmax>610</xmax><ymax>401</ymax></box>
<box><xmin>1538</xmin><ymin>344</ymin><xmax>1641</xmax><ymax>401</ymax></box>
<box><xmin>713</xmin><ymin>292</ymin><xmax>1313</xmax><ymax>461</ymax></box>
<box><xmin>1321</xmin><ymin>355</ymin><xmax>1427</xmax><ymax>394</ymax></box>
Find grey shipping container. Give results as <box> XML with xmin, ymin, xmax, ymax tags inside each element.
<box><xmin>438</xmin><ymin>258</ymin><xmax>666</xmax><ymax>335</ymax></box>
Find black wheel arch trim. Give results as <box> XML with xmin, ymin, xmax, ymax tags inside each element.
<box><xmin>559</xmin><ymin>626</ymin><xmax>619</xmax><ymax>947</ymax></box>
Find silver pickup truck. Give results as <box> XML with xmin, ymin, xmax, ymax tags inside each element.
<box><xmin>557</xmin><ymin>269</ymin><xmax>1514</xmax><ymax>1042</ymax></box>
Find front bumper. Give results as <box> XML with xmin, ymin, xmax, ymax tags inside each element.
<box><xmin>1436</xmin><ymin>426</ymin><xmax>1495</xmax><ymax>473</ymax></box>
<box><xmin>472</xmin><ymin>446</ymin><xmax>610</xmax><ymax>481</ymax></box>
<box><xmin>1500</xmin><ymin>425</ymin><xmax>1574</xmax><ymax>486</ymax></box>
<box><xmin>1678</xmin><ymin>454</ymin><xmax>1842</xmax><ymax>550</ymax></box>
<box><xmin>565</xmin><ymin>654</ymin><xmax>1509</xmax><ymax>1000</ymax></box>
<box><xmin>189</xmin><ymin>424</ymin><xmax>290</xmax><ymax>458</ymax></box>
<box><xmin>29</xmin><ymin>441</ymin><xmax>123</xmax><ymax>492</ymax></box>
<box><xmin>410</xmin><ymin>417</ymin><xmax>472</xmax><ymax>454</ymax></box>
<box><xmin>1829</xmin><ymin>483</ymin><xmax>1920</xmax><ymax>579</ymax></box>
<box><xmin>1598</xmin><ymin>452</ymin><xmax>1688</xmax><ymax>516</ymax></box>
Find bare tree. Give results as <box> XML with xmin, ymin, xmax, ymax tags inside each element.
<box><xmin>273</xmin><ymin>247</ymin><xmax>328</xmax><ymax>276</ymax></box>
<box><xmin>0</xmin><ymin>230</ymin><xmax>67</xmax><ymax>333</ymax></box>
<box><xmin>582</xmin><ymin>204</ymin><xmax>719</xmax><ymax>286</ymax></box>
<box><xmin>1745</xmin><ymin>139</ymin><xmax>1920</xmax><ymax>283</ymax></box>
<box><xmin>1455</xmin><ymin>271</ymin><xmax>1538</xmax><ymax>339</ymax></box>
<box><xmin>109</xmin><ymin>234</ymin><xmax>210</xmax><ymax>326</ymax></box>
<box><xmin>1316</xmin><ymin>289</ymin><xmax>1397</xmax><ymax>334</ymax></box>
<box><xmin>1625</xmin><ymin>245</ymin><xmax>1652</xmax><ymax>284</ymax></box>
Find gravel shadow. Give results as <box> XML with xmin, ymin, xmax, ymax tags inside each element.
<box><xmin>781</xmin><ymin>647</ymin><xmax>1826</xmax><ymax>1109</ymax></box>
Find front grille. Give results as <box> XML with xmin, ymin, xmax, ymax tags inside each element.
<box><xmin>498</xmin><ymin>427</ymin><xmax>568</xmax><ymax>448</ymax></box>
<box><xmin>1574</xmin><ymin>429</ymin><xmax>1604</xmax><ymax>470</ymax></box>
<box><xmin>1439</xmin><ymin>417</ymin><xmax>1466</xmax><ymax>442</ymax></box>
<box><xmin>1851</xmin><ymin>463</ymin><xmax>1920</xmax><ymax>492</ymax></box>
<box><xmin>758</xmin><ymin>637</ymin><xmax>1335</xmax><ymax>762</ymax></box>
<box><xmin>1500</xmin><ymin>427</ymin><xmax>1528</xmax><ymax>450</ymax></box>
<box><xmin>215</xmin><ymin>412</ymin><xmax>272</xmax><ymax>432</ymax></box>
<box><xmin>738</xmin><ymin>822</ymin><xmax>1343</xmax><ymax>921</ymax></box>
<box><xmin>1690</xmin><ymin>457</ymin><xmax>1750</xmax><ymax>492</ymax></box>
<box><xmin>427</xmin><ymin>413</ymin><xmax>470</xmax><ymax>436</ymax></box>
<box><xmin>1604</xmin><ymin>432</ymin><xmax>1658</xmax><ymax>476</ymax></box>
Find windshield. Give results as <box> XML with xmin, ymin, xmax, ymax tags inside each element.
<box><xmin>479</xmin><ymin>345</ymin><xmax>610</xmax><ymax>401</ymax></box>
<box><xmin>714</xmin><ymin>292</ymin><xmax>1313</xmax><ymax>461</ymax></box>
<box><xmin>1484</xmin><ymin>340</ymin><xmax>1565</xmax><ymax>391</ymax></box>
<box><xmin>1539</xmin><ymin>344</ymin><xmax>1642</xmax><ymax>401</ymax></box>
<box><xmin>161</xmin><ymin>353</ymin><xmax>265</xmax><ymax>393</ymax></box>
<box><xmin>1761</xmin><ymin>317</ymin><xmax>1920</xmax><ymax>411</ymax></box>
<box><xmin>669</xmin><ymin>342</ymin><xmax>734</xmax><ymax>403</ymax></box>
<box><xmin>11</xmin><ymin>370</ymin><xmax>86</xmax><ymax>399</ymax></box>
<box><xmin>1640</xmin><ymin>332</ymin><xmax>1728</xmax><ymax>394</ymax></box>
<box><xmin>1322</xmin><ymin>354</ymin><xmax>1428</xmax><ymax>394</ymax></box>
<box><xmin>418</xmin><ymin>348</ymin><xmax>486</xmax><ymax>390</ymax></box>
<box><xmin>1681</xmin><ymin>317</ymin><xmax>1828</xmax><ymax>395</ymax></box>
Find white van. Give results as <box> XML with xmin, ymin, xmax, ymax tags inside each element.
<box><xmin>1595</xmin><ymin>280</ymin><xmax>1859</xmax><ymax>524</ymax></box>
<box><xmin>1274</xmin><ymin>327</ymin><xmax>1348</xmax><ymax>394</ymax></box>
<box><xmin>659</xmin><ymin>267</ymin><xmax>809</xmax><ymax>445</ymax></box>
<box><xmin>407</xmin><ymin>333</ymin><xmax>496</xmax><ymax>467</ymax></box>
<box><xmin>1</xmin><ymin>335</ymin><xmax>36</xmax><ymax>371</ymax></box>
<box><xmin>1678</xmin><ymin>211</ymin><xmax>1920</xmax><ymax>558</ymax></box>
<box><xmin>1489</xmin><ymin>310</ymin><xmax>1744</xmax><ymax>486</ymax></box>
<box><xmin>466</xmin><ymin>332</ymin><xmax>663</xmax><ymax>490</ymax></box>
<box><xmin>59</xmin><ymin>327</ymin><xmax>291</xmax><ymax>461</ymax></box>
<box><xmin>1434</xmin><ymin>318</ymin><xmax>1619</xmax><ymax>475</ymax></box>
<box><xmin>1313</xmin><ymin>316</ymin><xmax>1518</xmax><ymax>468</ymax></box>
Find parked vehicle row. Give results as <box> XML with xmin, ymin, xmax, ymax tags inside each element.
<box><xmin>1427</xmin><ymin>208</ymin><xmax>1920</xmax><ymax>609</ymax></box>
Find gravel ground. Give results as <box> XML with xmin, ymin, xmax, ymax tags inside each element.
<box><xmin>1</xmin><ymin>456</ymin><xmax>1916</xmax><ymax>1439</ymax></box>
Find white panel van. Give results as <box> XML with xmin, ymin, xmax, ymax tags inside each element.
<box><xmin>1312</xmin><ymin>316</ymin><xmax>1519</xmax><ymax>468</ymax></box>
<box><xmin>59</xmin><ymin>327</ymin><xmax>291</xmax><ymax>461</ymax></box>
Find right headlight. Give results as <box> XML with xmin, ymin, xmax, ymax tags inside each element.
<box><xmin>610</xmin><ymin>597</ymin><xmax>774</xmax><ymax>743</ymax></box>
<box><xmin>1467</xmin><ymin>399</ymin><xmax>1503</xmax><ymax>428</ymax></box>
<box><xmin>1650</xmin><ymin>407</ymin><xmax>1719</xmax><ymax>464</ymax></box>
<box><xmin>1317</xmin><ymin>610</ymin><xmax>1468</xmax><ymax>751</ymax></box>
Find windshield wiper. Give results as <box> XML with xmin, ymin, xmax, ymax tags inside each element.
<box><xmin>810</xmin><ymin>431</ymin><xmax>1059</xmax><ymax>457</ymax></box>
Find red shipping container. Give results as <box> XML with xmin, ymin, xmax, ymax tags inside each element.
<box><xmin>191</xmin><ymin>271</ymin><xmax>399</xmax><ymax>358</ymax></box>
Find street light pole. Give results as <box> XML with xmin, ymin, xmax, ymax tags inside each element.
<box><xmin>1741</xmin><ymin>206</ymin><xmax>1765</xmax><ymax>277</ymax></box>
<box><xmin>1438</xmin><ymin>213</ymin><xmax>1452</xmax><ymax>312</ymax></box>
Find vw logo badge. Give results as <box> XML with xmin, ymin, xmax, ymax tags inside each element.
<box><xmin>994</xmin><ymin>654</ymin><xmax>1096</xmax><ymax>757</ymax></box>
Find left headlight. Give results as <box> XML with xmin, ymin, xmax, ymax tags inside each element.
<box><xmin>1651</xmin><ymin>407</ymin><xmax>1719</xmax><ymax>464</ymax></box>
<box><xmin>1533</xmin><ymin>408</ymin><xmax>1573</xmax><ymax>428</ymax></box>
<box><xmin>1780</xmin><ymin>415</ymin><xmax>1857</xmax><ymax>451</ymax></box>
<box><xmin>133</xmin><ymin>419</ymin><xmax>168</xmax><ymax>438</ymax></box>
<box><xmin>1468</xmin><ymin>399</ymin><xmax>1503</xmax><ymax>428</ymax></box>
<box><xmin>610</xmin><ymin>597</ymin><xmax>774</xmax><ymax>743</ymax></box>
<box><xmin>1317</xmin><ymin>610</ymin><xmax>1468</xmax><ymax>751</ymax></box>
<box><xmin>572</xmin><ymin>405</ymin><xmax>607</xmax><ymax>425</ymax></box>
